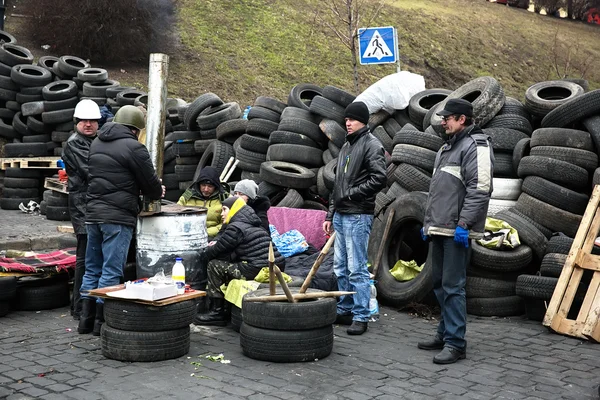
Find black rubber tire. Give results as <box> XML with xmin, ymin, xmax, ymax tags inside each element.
<box><xmin>466</xmin><ymin>296</ymin><xmax>524</xmax><ymax>317</ymax></box>
<box><xmin>492</xmin><ymin>209</ymin><xmax>548</xmax><ymax>260</ymax></box>
<box><xmin>309</xmin><ymin>95</ymin><xmax>346</xmax><ymax>125</ymax></box>
<box><xmin>253</xmin><ymin>96</ymin><xmax>287</xmax><ymax>114</ymax></box>
<box><xmin>195</xmin><ymin>140</ymin><xmax>235</xmax><ymax>179</ymax></box>
<box><xmin>193</xmin><ymin>139</ymin><xmax>213</xmax><ymax>154</ymax></box>
<box><xmin>524</xmin><ymin>80</ymin><xmax>585</xmax><ymax>117</ymax></box>
<box><xmin>240</xmin><ymin>323</ymin><xmax>333</xmax><ymax>363</ymax></box>
<box><xmin>521</xmin><ymin>176</ymin><xmax>588</xmax><ymax>215</ymax></box>
<box><xmin>46</xmin><ymin>205</ymin><xmax>70</xmax><ymax>221</ymax></box>
<box><xmin>392</xmin><ymin>163</ymin><xmax>431</xmax><ymax>192</ymax></box>
<box><xmin>174</xmin><ymin>164</ymin><xmax>196</xmax><ymax>182</ymax></box>
<box><xmin>246</xmin><ymin>118</ymin><xmax>279</xmax><ymax>138</ymax></box>
<box><xmin>0</xmin><ymin>277</ymin><xmax>17</xmax><ymax>301</ymax></box>
<box><xmin>267</xmin><ymin>144</ymin><xmax>323</xmax><ymax>168</ymax></box>
<box><xmin>242</xmin><ymin>288</ymin><xmax>336</xmax><ymax>330</ymax></box>
<box><xmin>546</xmin><ymin>235</ymin><xmax>574</xmax><ymax>255</ymax></box>
<box><xmin>0</xmin><ymin>197</ymin><xmax>41</xmax><ymax>210</ymax></box>
<box><xmin>106</xmin><ymin>86</ymin><xmax>135</xmax><ymax>99</ymax></box>
<box><xmin>509</xmin><ymin>208</ymin><xmax>553</xmax><ymax>239</ymax></box>
<box><xmin>498</xmin><ymin>96</ymin><xmax>531</xmax><ymax>120</ymax></box>
<box><xmin>42</xmin><ymin>108</ymin><xmax>75</xmax><ymax>125</ymax></box>
<box><xmin>3</xmin><ymin>142</ymin><xmax>48</xmax><ymax>157</ymax></box>
<box><xmin>383</xmin><ymin>118</ymin><xmax>402</xmax><ymax>138</ymax></box>
<box><xmin>164</xmin><ymin>130</ymin><xmax>202</xmax><ymax>142</ymax></box>
<box><xmin>101</xmin><ymin>325</ymin><xmax>190</xmax><ymax>362</ymax></box>
<box><xmin>77</xmin><ymin>67</ymin><xmax>108</xmax><ymax>82</ymax></box>
<box><xmin>582</xmin><ymin>116</ymin><xmax>600</xmax><ymax>154</ymax></box>
<box><xmin>4</xmin><ymin>168</ymin><xmax>42</xmax><ymax>179</ymax></box>
<box><xmin>258</xmin><ymin>180</ymin><xmax>283</xmax><ymax>197</ymax></box>
<box><xmin>516</xmin><ymin>274</ymin><xmax>561</xmax><ymax>300</ymax></box>
<box><xmin>408</xmin><ymin>88</ymin><xmax>452</xmax><ymax>130</ymax></box>
<box><xmin>2</xmin><ymin>187</ymin><xmax>40</xmax><ymax>198</ymax></box>
<box><xmin>247</xmin><ymin>105</ymin><xmax>280</xmax><ymax>123</ymax></box>
<box><xmin>269</xmin><ymin>130</ymin><xmax>319</xmax><ymax>148</ymax></box>
<box><xmin>278</xmin><ymin>117</ymin><xmax>325</xmax><ymax>145</ymax></box>
<box><xmin>15</xmin><ymin>280</ymin><xmax>69</xmax><ymax>310</ymax></box>
<box><xmin>231</xmin><ymin>305</ymin><xmax>242</xmax><ymax>332</ymax></box>
<box><xmin>512</xmin><ymin>138</ymin><xmax>530</xmax><ymax>173</ymax></box>
<box><xmin>303</xmin><ymin>199</ymin><xmax>328</xmax><ymax>211</ymax></box>
<box><xmin>175</xmin><ymin>156</ymin><xmax>201</xmax><ymax>166</ymax></box>
<box><xmin>184</xmin><ymin>93</ymin><xmax>223</xmax><ymax>131</ymax></box>
<box><xmin>0</xmin><ymin>43</ymin><xmax>34</xmax><ymax>67</ymax></box>
<box><xmin>515</xmin><ymin>192</ymin><xmax>581</xmax><ymax>238</ymax></box>
<box><xmin>517</xmin><ymin>156</ymin><xmax>588</xmax><ymax>191</ymax></box>
<box><xmin>56</xmin><ymin>55</ymin><xmax>90</xmax><ymax>77</ymax></box>
<box><xmin>372</xmin><ymin>126</ymin><xmax>393</xmax><ymax>153</ymax></box>
<box><xmin>281</xmin><ymin>106</ymin><xmax>320</xmax><ymax>124</ymax></box>
<box><xmin>197</xmin><ymin>102</ymin><xmax>242</xmax><ymax>130</ymax></box>
<box><xmin>541</xmin><ymin>89</ymin><xmax>600</xmax><ymax>128</ymax></box>
<box><xmin>260</xmin><ymin>161</ymin><xmax>316</xmax><ymax>189</ymax></box>
<box><xmin>369</xmin><ymin>110</ymin><xmax>391</xmax><ymax>128</ymax></box>
<box><xmin>429</xmin><ymin>76</ymin><xmax>505</xmax><ymax>134</ymax></box>
<box><xmin>484</xmin><ymin>114</ymin><xmax>533</xmax><ymax>135</ymax></box>
<box><xmin>322</xmin><ymin>85</ymin><xmax>355</xmax><ymax>108</ymax></box>
<box><xmin>482</xmin><ymin>128</ymin><xmax>529</xmax><ymax>152</ymax></box>
<box><xmin>216</xmin><ymin>118</ymin><xmax>247</xmax><ymax>144</ymax></box>
<box><xmin>114</xmin><ymin>88</ymin><xmax>146</xmax><ymax>106</ymax></box>
<box><xmin>10</xmin><ymin>65</ymin><xmax>52</xmax><ymax>87</ymax></box>
<box><xmin>162</xmin><ymin>173</ymin><xmax>179</xmax><ymax>190</ymax></box>
<box><xmin>392</xmin><ymin>129</ymin><xmax>443</xmax><ymax>151</ymax></box>
<box><xmin>465</xmin><ymin>276</ymin><xmax>516</xmax><ymax>298</ymax></box>
<box><xmin>529</xmin><ymin>146</ymin><xmax>598</xmax><ymax>170</ymax></box>
<box><xmin>530</xmin><ymin>128</ymin><xmax>593</xmax><ymax>151</ymax></box>
<box><xmin>287</xmin><ymin>83</ymin><xmax>322</xmax><ymax>111</ymax></box>
<box><xmin>470</xmin><ymin>241</ymin><xmax>532</xmax><ymax>272</ymax></box>
<box><xmin>369</xmin><ymin>192</ymin><xmax>432</xmax><ymax>306</ymax></box>
<box><xmin>319</xmin><ymin>119</ymin><xmax>346</xmax><ymax>148</ymax></box>
<box><xmin>44</xmin><ymin>96</ymin><xmax>79</xmax><ymax>113</ymax></box>
<box><xmin>3</xmin><ymin>177</ymin><xmax>40</xmax><ymax>188</ymax></box>
<box><xmin>275</xmin><ymin>188</ymin><xmax>304</xmax><ymax>207</ymax></box>
<box><xmin>39</xmin><ymin>200</ymin><xmax>47</xmax><ymax>215</ymax></box>
<box><xmin>235</xmin><ymin>146</ymin><xmax>267</xmax><ymax>173</ymax></box>
<box><xmin>540</xmin><ymin>253</ymin><xmax>567</xmax><ymax>278</ymax></box>
<box><xmin>104</xmin><ymin>299</ymin><xmax>196</xmax><ymax>331</ymax></box>
<box><xmin>391</xmin><ymin>144</ymin><xmax>436</xmax><ymax>172</ymax></box>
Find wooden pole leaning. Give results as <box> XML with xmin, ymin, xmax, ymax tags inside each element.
<box><xmin>371</xmin><ymin>208</ymin><xmax>395</xmax><ymax>279</ymax></box>
<box><xmin>273</xmin><ymin>264</ymin><xmax>296</xmax><ymax>303</ymax></box>
<box><xmin>299</xmin><ymin>232</ymin><xmax>336</xmax><ymax>294</ymax></box>
<box><xmin>245</xmin><ymin>291</ymin><xmax>356</xmax><ymax>303</ymax></box>
<box><xmin>268</xmin><ymin>242</ymin><xmax>276</xmax><ymax>296</ymax></box>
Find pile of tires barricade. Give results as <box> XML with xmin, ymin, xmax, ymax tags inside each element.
<box><xmin>368</xmin><ymin>76</ymin><xmax>599</xmax><ymax>320</ymax></box>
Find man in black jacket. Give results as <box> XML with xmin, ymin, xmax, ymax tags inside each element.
<box><xmin>322</xmin><ymin>101</ymin><xmax>386</xmax><ymax>335</ymax></box>
<box><xmin>233</xmin><ymin>179</ymin><xmax>271</xmax><ymax>233</ymax></box>
<box><xmin>195</xmin><ymin>196</ymin><xmax>285</xmax><ymax>326</ymax></box>
<box><xmin>78</xmin><ymin>105</ymin><xmax>165</xmax><ymax>335</ymax></box>
<box><xmin>63</xmin><ymin>99</ymin><xmax>102</xmax><ymax>320</ymax></box>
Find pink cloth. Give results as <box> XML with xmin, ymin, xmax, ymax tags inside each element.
<box><xmin>267</xmin><ymin>207</ymin><xmax>328</xmax><ymax>249</ymax></box>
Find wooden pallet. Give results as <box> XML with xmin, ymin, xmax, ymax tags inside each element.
<box><xmin>543</xmin><ymin>185</ymin><xmax>600</xmax><ymax>342</ymax></box>
<box><xmin>44</xmin><ymin>177</ymin><xmax>68</xmax><ymax>194</ymax></box>
<box><xmin>0</xmin><ymin>157</ymin><xmax>61</xmax><ymax>170</ymax></box>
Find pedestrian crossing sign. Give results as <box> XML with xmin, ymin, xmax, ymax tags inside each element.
<box><xmin>358</xmin><ymin>26</ymin><xmax>397</xmax><ymax>65</ymax></box>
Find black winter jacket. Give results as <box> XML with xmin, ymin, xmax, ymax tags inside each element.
<box><xmin>62</xmin><ymin>131</ymin><xmax>94</xmax><ymax>235</ymax></box>
<box><xmin>86</xmin><ymin>123</ymin><xmax>162</xmax><ymax>227</ymax></box>
<box><xmin>248</xmin><ymin>195</ymin><xmax>271</xmax><ymax>234</ymax></box>
<box><xmin>326</xmin><ymin>126</ymin><xmax>387</xmax><ymax>220</ymax></box>
<box><xmin>205</xmin><ymin>201</ymin><xmax>285</xmax><ymax>279</ymax></box>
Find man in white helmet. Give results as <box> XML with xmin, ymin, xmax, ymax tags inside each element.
<box><xmin>62</xmin><ymin>99</ymin><xmax>101</xmax><ymax>320</ymax></box>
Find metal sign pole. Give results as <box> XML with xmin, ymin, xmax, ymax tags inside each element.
<box><xmin>395</xmin><ymin>28</ymin><xmax>400</xmax><ymax>73</ymax></box>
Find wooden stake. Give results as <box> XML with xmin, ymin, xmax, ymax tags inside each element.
<box><xmin>299</xmin><ymin>232</ymin><xmax>336</xmax><ymax>294</ymax></box>
<box><xmin>371</xmin><ymin>208</ymin><xmax>395</xmax><ymax>279</ymax></box>
<box><xmin>273</xmin><ymin>265</ymin><xmax>296</xmax><ymax>302</ymax></box>
<box><xmin>268</xmin><ymin>242</ymin><xmax>276</xmax><ymax>296</ymax></box>
<box><xmin>245</xmin><ymin>291</ymin><xmax>356</xmax><ymax>303</ymax></box>
<box><xmin>219</xmin><ymin>157</ymin><xmax>235</xmax><ymax>181</ymax></box>
<box><xmin>223</xmin><ymin>160</ymin><xmax>240</xmax><ymax>182</ymax></box>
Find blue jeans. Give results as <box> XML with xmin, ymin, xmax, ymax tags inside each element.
<box><xmin>80</xmin><ymin>223</ymin><xmax>134</xmax><ymax>304</ymax></box>
<box><xmin>431</xmin><ymin>235</ymin><xmax>470</xmax><ymax>351</ymax></box>
<box><xmin>333</xmin><ymin>213</ymin><xmax>373</xmax><ymax>323</ymax></box>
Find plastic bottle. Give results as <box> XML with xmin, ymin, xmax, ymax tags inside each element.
<box><xmin>242</xmin><ymin>105</ymin><xmax>251</xmax><ymax>119</ymax></box>
<box><xmin>369</xmin><ymin>279</ymin><xmax>379</xmax><ymax>321</ymax></box>
<box><xmin>172</xmin><ymin>257</ymin><xmax>185</xmax><ymax>295</ymax></box>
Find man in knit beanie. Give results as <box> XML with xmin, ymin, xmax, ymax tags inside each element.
<box><xmin>234</xmin><ymin>179</ymin><xmax>271</xmax><ymax>233</ymax></box>
<box><xmin>322</xmin><ymin>101</ymin><xmax>387</xmax><ymax>336</ymax></box>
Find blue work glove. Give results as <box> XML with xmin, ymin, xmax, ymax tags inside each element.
<box><xmin>420</xmin><ymin>227</ymin><xmax>430</xmax><ymax>242</ymax></box>
<box><xmin>454</xmin><ymin>226</ymin><xmax>469</xmax><ymax>248</ymax></box>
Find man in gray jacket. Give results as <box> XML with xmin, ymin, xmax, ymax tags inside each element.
<box><xmin>420</xmin><ymin>99</ymin><xmax>494</xmax><ymax>364</ymax></box>
<box><xmin>322</xmin><ymin>101</ymin><xmax>387</xmax><ymax>336</ymax></box>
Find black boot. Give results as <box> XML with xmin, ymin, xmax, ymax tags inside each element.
<box><xmin>92</xmin><ymin>302</ymin><xmax>104</xmax><ymax>336</ymax></box>
<box><xmin>193</xmin><ymin>297</ymin><xmax>228</xmax><ymax>326</ymax></box>
<box><xmin>78</xmin><ymin>298</ymin><xmax>96</xmax><ymax>334</ymax></box>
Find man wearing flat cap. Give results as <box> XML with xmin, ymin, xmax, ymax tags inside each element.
<box><xmin>323</xmin><ymin>101</ymin><xmax>386</xmax><ymax>336</ymax></box>
<box><xmin>419</xmin><ymin>98</ymin><xmax>494</xmax><ymax>364</ymax></box>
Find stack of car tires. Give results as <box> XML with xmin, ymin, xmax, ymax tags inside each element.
<box><xmin>0</xmin><ymin>168</ymin><xmax>42</xmax><ymax>210</ymax></box>
<box><xmin>240</xmin><ymin>288</ymin><xmax>336</xmax><ymax>362</ymax></box>
<box><xmin>42</xmin><ymin>189</ymin><xmax>70</xmax><ymax>221</ymax></box>
<box><xmin>15</xmin><ymin>275</ymin><xmax>70</xmax><ymax>311</ymax></box>
<box><xmin>0</xmin><ymin>277</ymin><xmax>17</xmax><ymax>317</ymax></box>
<box><xmin>101</xmin><ymin>298</ymin><xmax>195</xmax><ymax>362</ymax></box>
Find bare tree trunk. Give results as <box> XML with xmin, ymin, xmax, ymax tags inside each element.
<box><xmin>567</xmin><ymin>0</ymin><xmax>573</xmax><ymax>19</ymax></box>
<box><xmin>347</xmin><ymin>0</ymin><xmax>359</xmax><ymax>94</ymax></box>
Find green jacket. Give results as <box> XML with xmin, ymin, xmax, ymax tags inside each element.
<box><xmin>177</xmin><ymin>189</ymin><xmax>223</xmax><ymax>238</ymax></box>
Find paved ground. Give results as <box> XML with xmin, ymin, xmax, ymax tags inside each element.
<box><xmin>1</xmin><ymin>303</ymin><xmax>599</xmax><ymax>400</ymax></box>
<box><xmin>0</xmin><ymin>209</ymin><xmax>74</xmax><ymax>252</ymax></box>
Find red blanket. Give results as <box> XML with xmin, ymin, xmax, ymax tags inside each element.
<box><xmin>0</xmin><ymin>248</ymin><xmax>76</xmax><ymax>273</ymax></box>
<box><xmin>268</xmin><ymin>207</ymin><xmax>327</xmax><ymax>249</ymax></box>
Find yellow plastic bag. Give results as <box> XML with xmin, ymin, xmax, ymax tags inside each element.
<box><xmin>390</xmin><ymin>259</ymin><xmax>423</xmax><ymax>282</ymax></box>
<box><xmin>477</xmin><ymin>217</ymin><xmax>521</xmax><ymax>249</ymax></box>
<box><xmin>253</xmin><ymin>267</ymin><xmax>292</xmax><ymax>283</ymax></box>
<box><xmin>222</xmin><ymin>279</ymin><xmax>260</xmax><ymax>309</ymax></box>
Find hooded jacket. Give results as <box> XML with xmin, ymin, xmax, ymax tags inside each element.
<box><xmin>85</xmin><ymin>122</ymin><xmax>162</xmax><ymax>227</ymax></box>
<box><xmin>423</xmin><ymin>124</ymin><xmax>494</xmax><ymax>239</ymax></box>
<box><xmin>205</xmin><ymin>198</ymin><xmax>285</xmax><ymax>278</ymax></box>
<box><xmin>326</xmin><ymin>125</ymin><xmax>387</xmax><ymax>220</ymax></box>
<box><xmin>177</xmin><ymin>167</ymin><xmax>224</xmax><ymax>238</ymax></box>
<box><xmin>62</xmin><ymin>130</ymin><xmax>93</xmax><ymax>235</ymax></box>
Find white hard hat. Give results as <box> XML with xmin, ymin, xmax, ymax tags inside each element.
<box><xmin>73</xmin><ymin>99</ymin><xmax>101</xmax><ymax>120</ymax></box>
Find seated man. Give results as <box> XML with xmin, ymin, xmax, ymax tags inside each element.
<box><xmin>233</xmin><ymin>179</ymin><xmax>271</xmax><ymax>233</ymax></box>
<box><xmin>194</xmin><ymin>196</ymin><xmax>285</xmax><ymax>326</ymax></box>
<box><xmin>177</xmin><ymin>166</ymin><xmax>226</xmax><ymax>238</ymax></box>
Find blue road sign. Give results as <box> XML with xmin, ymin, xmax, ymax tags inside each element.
<box><xmin>358</xmin><ymin>26</ymin><xmax>397</xmax><ymax>65</ymax></box>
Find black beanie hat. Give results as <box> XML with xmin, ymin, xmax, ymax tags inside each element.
<box><xmin>222</xmin><ymin>196</ymin><xmax>238</xmax><ymax>209</ymax></box>
<box><xmin>344</xmin><ymin>101</ymin><xmax>369</xmax><ymax>125</ymax></box>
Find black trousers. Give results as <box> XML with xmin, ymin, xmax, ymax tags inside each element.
<box><xmin>71</xmin><ymin>234</ymin><xmax>87</xmax><ymax>315</ymax></box>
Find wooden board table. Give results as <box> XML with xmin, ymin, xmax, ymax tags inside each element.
<box><xmin>87</xmin><ymin>284</ymin><xmax>205</xmax><ymax>306</ymax></box>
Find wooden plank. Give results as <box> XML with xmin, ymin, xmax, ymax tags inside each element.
<box><xmin>557</xmin><ymin>318</ymin><xmax>587</xmax><ymax>340</ymax></box>
<box><xmin>245</xmin><ymin>291</ymin><xmax>356</xmax><ymax>303</ymax></box>
<box><xmin>44</xmin><ymin>178</ymin><xmax>68</xmax><ymax>194</ymax></box>
<box><xmin>578</xmin><ymin>271</ymin><xmax>600</xmax><ymax>325</ymax></box>
<box><xmin>86</xmin><ymin>284</ymin><xmax>205</xmax><ymax>306</ymax></box>
<box><xmin>0</xmin><ymin>157</ymin><xmax>61</xmax><ymax>170</ymax></box>
<box><xmin>577</xmin><ymin>253</ymin><xmax>600</xmax><ymax>272</ymax></box>
<box><xmin>582</xmin><ymin>277</ymin><xmax>600</xmax><ymax>342</ymax></box>
<box><xmin>544</xmin><ymin>186</ymin><xmax>600</xmax><ymax>327</ymax></box>
<box><xmin>57</xmin><ymin>225</ymin><xmax>74</xmax><ymax>234</ymax></box>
